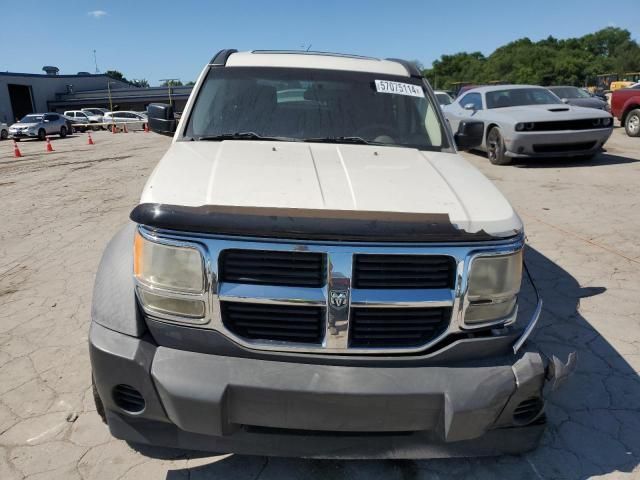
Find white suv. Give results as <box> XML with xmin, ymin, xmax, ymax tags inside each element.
<box><xmin>89</xmin><ymin>50</ymin><xmax>573</xmax><ymax>459</ymax></box>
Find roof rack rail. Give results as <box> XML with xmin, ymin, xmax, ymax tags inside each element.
<box><xmin>251</xmin><ymin>50</ymin><xmax>380</xmax><ymax>60</ymax></box>
<box><xmin>386</xmin><ymin>58</ymin><xmax>422</xmax><ymax>78</ymax></box>
<box><xmin>209</xmin><ymin>49</ymin><xmax>238</xmax><ymax>66</ymax></box>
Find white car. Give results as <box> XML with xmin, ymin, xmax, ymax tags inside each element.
<box><xmin>434</xmin><ymin>90</ymin><xmax>453</xmax><ymax>107</ymax></box>
<box><xmin>1</xmin><ymin>122</ymin><xmax>8</xmax><ymax>140</ymax></box>
<box><xmin>443</xmin><ymin>85</ymin><xmax>613</xmax><ymax>164</ymax></box>
<box><xmin>89</xmin><ymin>49</ymin><xmax>572</xmax><ymax>459</ymax></box>
<box><xmin>82</xmin><ymin>108</ymin><xmax>108</xmax><ymax>128</ymax></box>
<box><xmin>64</xmin><ymin>111</ymin><xmax>96</xmax><ymax>131</ymax></box>
<box><xmin>9</xmin><ymin>113</ymin><xmax>69</xmax><ymax>140</ymax></box>
<box><xmin>103</xmin><ymin>111</ymin><xmax>147</xmax><ymax>131</ymax></box>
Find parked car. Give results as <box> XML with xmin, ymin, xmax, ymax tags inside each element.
<box><xmin>434</xmin><ymin>90</ymin><xmax>453</xmax><ymax>107</ymax></box>
<box><xmin>90</xmin><ymin>49</ymin><xmax>573</xmax><ymax>459</ymax></box>
<box><xmin>0</xmin><ymin>122</ymin><xmax>8</xmax><ymax>140</ymax></box>
<box><xmin>547</xmin><ymin>86</ymin><xmax>609</xmax><ymax>111</ymax></box>
<box><xmin>443</xmin><ymin>85</ymin><xmax>613</xmax><ymax>164</ymax></box>
<box><xmin>64</xmin><ymin>111</ymin><xmax>96</xmax><ymax>131</ymax></box>
<box><xmin>82</xmin><ymin>108</ymin><xmax>108</xmax><ymax>128</ymax></box>
<box><xmin>103</xmin><ymin>111</ymin><xmax>147</xmax><ymax>130</ymax></box>
<box><xmin>610</xmin><ymin>84</ymin><xmax>640</xmax><ymax>137</ymax></box>
<box><xmin>8</xmin><ymin>113</ymin><xmax>69</xmax><ymax>140</ymax></box>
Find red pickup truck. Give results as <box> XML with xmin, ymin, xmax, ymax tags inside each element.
<box><xmin>610</xmin><ymin>85</ymin><xmax>640</xmax><ymax>137</ymax></box>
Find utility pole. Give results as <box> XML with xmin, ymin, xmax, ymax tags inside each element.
<box><xmin>93</xmin><ymin>50</ymin><xmax>100</xmax><ymax>74</ymax></box>
<box><xmin>159</xmin><ymin>78</ymin><xmax>180</xmax><ymax>106</ymax></box>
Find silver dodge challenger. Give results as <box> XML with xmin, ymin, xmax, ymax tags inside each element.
<box><xmin>443</xmin><ymin>85</ymin><xmax>613</xmax><ymax>165</ymax></box>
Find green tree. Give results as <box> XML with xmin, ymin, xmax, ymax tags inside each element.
<box><xmin>160</xmin><ymin>79</ymin><xmax>183</xmax><ymax>87</ymax></box>
<box><xmin>423</xmin><ymin>27</ymin><xmax>640</xmax><ymax>90</ymax></box>
<box><xmin>105</xmin><ymin>70</ymin><xmax>126</xmax><ymax>82</ymax></box>
<box><xmin>130</xmin><ymin>78</ymin><xmax>150</xmax><ymax>88</ymax></box>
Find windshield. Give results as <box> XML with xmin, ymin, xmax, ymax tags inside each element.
<box><xmin>435</xmin><ymin>92</ymin><xmax>452</xmax><ymax>105</ymax></box>
<box><xmin>486</xmin><ymin>88</ymin><xmax>563</xmax><ymax>108</ymax></box>
<box><xmin>549</xmin><ymin>87</ymin><xmax>590</xmax><ymax>99</ymax></box>
<box><xmin>83</xmin><ymin>109</ymin><xmax>102</xmax><ymax>115</ymax></box>
<box><xmin>20</xmin><ymin>115</ymin><xmax>43</xmax><ymax>123</ymax></box>
<box><xmin>185</xmin><ymin>67</ymin><xmax>448</xmax><ymax>151</ymax></box>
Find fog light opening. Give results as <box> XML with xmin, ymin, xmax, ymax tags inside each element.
<box><xmin>112</xmin><ymin>384</ymin><xmax>146</xmax><ymax>414</ymax></box>
<box><xmin>513</xmin><ymin>397</ymin><xmax>544</xmax><ymax>425</ymax></box>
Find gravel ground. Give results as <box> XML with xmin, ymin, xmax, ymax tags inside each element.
<box><xmin>0</xmin><ymin>128</ymin><xmax>638</xmax><ymax>479</ymax></box>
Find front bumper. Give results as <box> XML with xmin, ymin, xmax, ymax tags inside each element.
<box><xmin>9</xmin><ymin>130</ymin><xmax>36</xmax><ymax>138</ymax></box>
<box><xmin>90</xmin><ymin>320</ymin><xmax>561</xmax><ymax>459</ymax></box>
<box><xmin>504</xmin><ymin>128</ymin><xmax>612</xmax><ymax>157</ymax></box>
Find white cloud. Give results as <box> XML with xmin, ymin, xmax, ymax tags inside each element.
<box><xmin>88</xmin><ymin>10</ymin><xmax>107</xmax><ymax>19</ymax></box>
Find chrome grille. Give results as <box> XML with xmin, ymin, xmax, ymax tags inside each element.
<box><xmin>350</xmin><ymin>307</ymin><xmax>451</xmax><ymax>347</ymax></box>
<box><xmin>138</xmin><ymin>226</ymin><xmax>524</xmax><ymax>355</ymax></box>
<box><xmin>352</xmin><ymin>254</ymin><xmax>455</xmax><ymax>289</ymax></box>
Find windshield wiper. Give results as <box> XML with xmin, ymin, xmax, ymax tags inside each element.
<box><xmin>197</xmin><ymin>132</ymin><xmax>296</xmax><ymax>142</ymax></box>
<box><xmin>304</xmin><ymin>136</ymin><xmax>372</xmax><ymax>145</ymax></box>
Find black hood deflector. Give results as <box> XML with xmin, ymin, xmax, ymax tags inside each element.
<box><xmin>130</xmin><ymin>203</ymin><xmax>507</xmax><ymax>242</ymax></box>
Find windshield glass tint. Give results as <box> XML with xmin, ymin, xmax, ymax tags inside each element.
<box><xmin>20</xmin><ymin>115</ymin><xmax>43</xmax><ymax>123</ymax></box>
<box><xmin>435</xmin><ymin>93</ymin><xmax>452</xmax><ymax>105</ymax></box>
<box><xmin>185</xmin><ymin>67</ymin><xmax>448</xmax><ymax>150</ymax></box>
<box><xmin>486</xmin><ymin>88</ymin><xmax>563</xmax><ymax>108</ymax></box>
<box><xmin>550</xmin><ymin>87</ymin><xmax>590</xmax><ymax>99</ymax></box>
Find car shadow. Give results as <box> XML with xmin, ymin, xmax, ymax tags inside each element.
<box><xmin>131</xmin><ymin>246</ymin><xmax>639</xmax><ymax>480</ymax></box>
<box><xmin>511</xmin><ymin>151</ymin><xmax>640</xmax><ymax>168</ymax></box>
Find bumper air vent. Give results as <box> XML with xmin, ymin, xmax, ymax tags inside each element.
<box><xmin>221</xmin><ymin>301</ymin><xmax>325</xmax><ymax>344</ymax></box>
<box><xmin>532</xmin><ymin>141</ymin><xmax>596</xmax><ymax>153</ymax></box>
<box><xmin>112</xmin><ymin>385</ymin><xmax>145</xmax><ymax>413</ymax></box>
<box><xmin>219</xmin><ymin>249</ymin><xmax>325</xmax><ymax>287</ymax></box>
<box><xmin>513</xmin><ymin>397</ymin><xmax>544</xmax><ymax>425</ymax></box>
<box><xmin>350</xmin><ymin>307</ymin><xmax>451</xmax><ymax>348</ymax></box>
<box><xmin>353</xmin><ymin>254</ymin><xmax>456</xmax><ymax>289</ymax></box>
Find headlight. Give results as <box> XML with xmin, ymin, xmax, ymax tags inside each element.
<box><xmin>515</xmin><ymin>123</ymin><xmax>524</xmax><ymax>131</ymax></box>
<box><xmin>601</xmin><ymin>117</ymin><xmax>612</xmax><ymax>126</ymax></box>
<box><xmin>464</xmin><ymin>250</ymin><xmax>523</xmax><ymax>327</ymax></box>
<box><xmin>133</xmin><ymin>232</ymin><xmax>206</xmax><ymax>319</ymax></box>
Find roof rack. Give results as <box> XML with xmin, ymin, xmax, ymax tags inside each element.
<box><xmin>250</xmin><ymin>50</ymin><xmax>380</xmax><ymax>61</ymax></box>
<box><xmin>209</xmin><ymin>49</ymin><xmax>238</xmax><ymax>66</ymax></box>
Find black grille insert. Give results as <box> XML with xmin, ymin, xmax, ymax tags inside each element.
<box><xmin>350</xmin><ymin>307</ymin><xmax>451</xmax><ymax>347</ymax></box>
<box><xmin>112</xmin><ymin>384</ymin><xmax>145</xmax><ymax>413</ymax></box>
<box><xmin>221</xmin><ymin>301</ymin><xmax>325</xmax><ymax>344</ymax></box>
<box><xmin>353</xmin><ymin>254</ymin><xmax>455</xmax><ymax>289</ymax></box>
<box><xmin>530</xmin><ymin>119</ymin><xmax>608</xmax><ymax>131</ymax></box>
<box><xmin>219</xmin><ymin>249</ymin><xmax>325</xmax><ymax>287</ymax></box>
<box><xmin>532</xmin><ymin>141</ymin><xmax>596</xmax><ymax>153</ymax></box>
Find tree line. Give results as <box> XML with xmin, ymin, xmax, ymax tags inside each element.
<box><xmin>423</xmin><ymin>27</ymin><xmax>640</xmax><ymax>90</ymax></box>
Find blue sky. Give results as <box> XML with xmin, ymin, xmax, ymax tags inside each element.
<box><xmin>1</xmin><ymin>0</ymin><xmax>638</xmax><ymax>85</ymax></box>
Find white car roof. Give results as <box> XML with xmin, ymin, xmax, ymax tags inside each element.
<box><xmin>225</xmin><ymin>51</ymin><xmax>410</xmax><ymax>77</ymax></box>
<box><xmin>463</xmin><ymin>85</ymin><xmax>546</xmax><ymax>94</ymax></box>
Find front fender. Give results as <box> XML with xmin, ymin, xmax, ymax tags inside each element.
<box><xmin>91</xmin><ymin>222</ymin><xmax>146</xmax><ymax>337</ymax></box>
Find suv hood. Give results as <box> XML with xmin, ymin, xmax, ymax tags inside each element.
<box><xmin>140</xmin><ymin>141</ymin><xmax>521</xmax><ymax>237</ymax></box>
<box><xmin>10</xmin><ymin>122</ymin><xmax>38</xmax><ymax>129</ymax></box>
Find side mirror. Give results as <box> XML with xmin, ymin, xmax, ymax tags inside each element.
<box><xmin>561</xmin><ymin>98</ymin><xmax>570</xmax><ymax>104</ymax></box>
<box><xmin>454</xmin><ymin>121</ymin><xmax>484</xmax><ymax>151</ymax></box>
<box><xmin>148</xmin><ymin>103</ymin><xmax>176</xmax><ymax>136</ymax></box>
<box><xmin>463</xmin><ymin>103</ymin><xmax>476</xmax><ymax>111</ymax></box>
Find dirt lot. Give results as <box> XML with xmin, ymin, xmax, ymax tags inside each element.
<box><xmin>0</xmin><ymin>128</ymin><xmax>638</xmax><ymax>479</ymax></box>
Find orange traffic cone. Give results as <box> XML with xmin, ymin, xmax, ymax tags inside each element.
<box><xmin>144</xmin><ymin>123</ymin><xmax>149</xmax><ymax>133</ymax></box>
<box><xmin>88</xmin><ymin>132</ymin><xmax>95</xmax><ymax>145</ymax></box>
<box><xmin>123</xmin><ymin>123</ymin><xmax>129</xmax><ymax>133</ymax></box>
<box><xmin>112</xmin><ymin>124</ymin><xmax>117</xmax><ymax>134</ymax></box>
<box><xmin>13</xmin><ymin>140</ymin><xmax>22</xmax><ymax>158</ymax></box>
<box><xmin>45</xmin><ymin>137</ymin><xmax>54</xmax><ymax>152</ymax></box>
